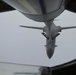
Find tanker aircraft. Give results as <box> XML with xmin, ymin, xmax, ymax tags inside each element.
<box><xmin>0</xmin><ymin>0</ymin><xmax>76</xmax><ymax>58</ymax></box>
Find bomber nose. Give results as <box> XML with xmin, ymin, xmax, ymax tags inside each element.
<box><xmin>46</xmin><ymin>48</ymin><xmax>54</xmax><ymax>59</ymax></box>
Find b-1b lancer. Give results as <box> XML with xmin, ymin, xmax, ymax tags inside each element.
<box><xmin>0</xmin><ymin>0</ymin><xmax>76</xmax><ymax>58</ymax></box>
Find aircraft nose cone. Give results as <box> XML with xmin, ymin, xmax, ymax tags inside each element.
<box><xmin>46</xmin><ymin>48</ymin><xmax>54</xmax><ymax>59</ymax></box>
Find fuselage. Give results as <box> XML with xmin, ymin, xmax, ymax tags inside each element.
<box><xmin>46</xmin><ymin>39</ymin><xmax>56</xmax><ymax>58</ymax></box>
<box><xmin>3</xmin><ymin>0</ymin><xmax>67</xmax><ymax>22</ymax></box>
<box><xmin>2</xmin><ymin>0</ymin><xmax>72</xmax><ymax>59</ymax></box>
<box><xmin>43</xmin><ymin>21</ymin><xmax>59</xmax><ymax>58</ymax></box>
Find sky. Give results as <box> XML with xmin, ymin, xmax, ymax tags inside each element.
<box><xmin>0</xmin><ymin>10</ymin><xmax>76</xmax><ymax>67</ymax></box>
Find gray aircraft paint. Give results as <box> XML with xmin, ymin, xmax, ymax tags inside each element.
<box><xmin>0</xmin><ymin>10</ymin><xmax>76</xmax><ymax>67</ymax></box>
<box><xmin>0</xmin><ymin>0</ymin><xmax>75</xmax><ymax>66</ymax></box>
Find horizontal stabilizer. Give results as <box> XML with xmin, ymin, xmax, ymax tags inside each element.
<box><xmin>20</xmin><ymin>25</ymin><xmax>43</xmax><ymax>30</ymax></box>
<box><xmin>61</xmin><ymin>26</ymin><xmax>76</xmax><ymax>30</ymax></box>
